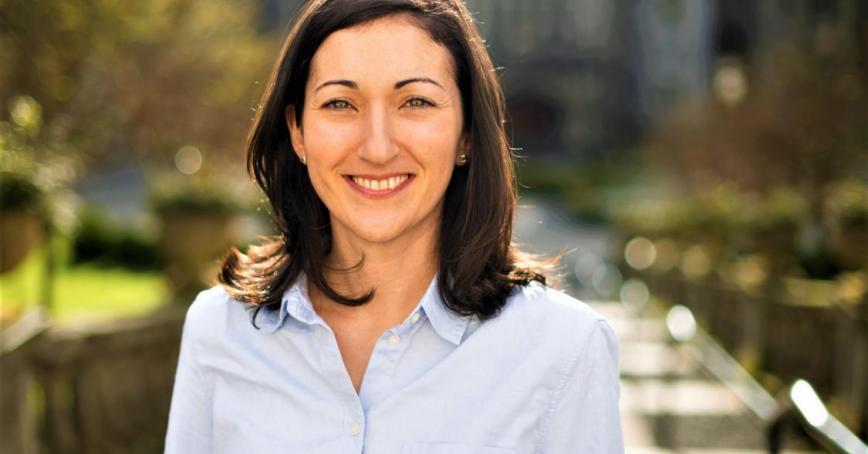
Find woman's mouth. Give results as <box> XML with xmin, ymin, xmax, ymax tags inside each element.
<box><xmin>344</xmin><ymin>173</ymin><xmax>415</xmax><ymax>198</ymax></box>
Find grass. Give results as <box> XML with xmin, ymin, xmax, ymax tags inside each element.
<box><xmin>0</xmin><ymin>235</ymin><xmax>168</xmax><ymax>327</ymax></box>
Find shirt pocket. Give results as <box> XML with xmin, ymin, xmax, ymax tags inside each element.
<box><xmin>401</xmin><ymin>442</ymin><xmax>517</xmax><ymax>454</ymax></box>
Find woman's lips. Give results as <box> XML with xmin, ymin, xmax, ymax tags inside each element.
<box><xmin>344</xmin><ymin>173</ymin><xmax>415</xmax><ymax>198</ymax></box>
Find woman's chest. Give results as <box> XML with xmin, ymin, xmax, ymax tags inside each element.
<box><xmin>205</xmin><ymin>323</ymin><xmax>561</xmax><ymax>453</ymax></box>
<box><xmin>209</xmin><ymin>370</ymin><xmax>548</xmax><ymax>454</ymax></box>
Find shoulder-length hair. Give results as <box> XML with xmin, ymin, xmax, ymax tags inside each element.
<box><xmin>218</xmin><ymin>0</ymin><xmax>551</xmax><ymax>323</ymax></box>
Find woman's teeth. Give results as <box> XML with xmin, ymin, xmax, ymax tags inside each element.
<box><xmin>351</xmin><ymin>174</ymin><xmax>409</xmax><ymax>191</ymax></box>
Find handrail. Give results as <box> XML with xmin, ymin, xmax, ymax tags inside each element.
<box><xmin>662</xmin><ymin>304</ymin><xmax>868</xmax><ymax>454</ymax></box>
<box><xmin>768</xmin><ymin>380</ymin><xmax>868</xmax><ymax>454</ymax></box>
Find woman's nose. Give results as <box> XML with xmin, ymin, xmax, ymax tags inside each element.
<box><xmin>357</xmin><ymin>105</ymin><xmax>399</xmax><ymax>164</ymax></box>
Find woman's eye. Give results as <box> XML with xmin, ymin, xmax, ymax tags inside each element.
<box><xmin>405</xmin><ymin>97</ymin><xmax>434</xmax><ymax>108</ymax></box>
<box><xmin>323</xmin><ymin>99</ymin><xmax>351</xmax><ymax>110</ymax></box>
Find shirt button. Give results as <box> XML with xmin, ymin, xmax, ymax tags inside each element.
<box><xmin>387</xmin><ymin>334</ymin><xmax>401</xmax><ymax>345</ymax></box>
<box><xmin>411</xmin><ymin>313</ymin><xmax>420</xmax><ymax>323</ymax></box>
<box><xmin>350</xmin><ymin>422</ymin><xmax>361</xmax><ymax>436</ymax></box>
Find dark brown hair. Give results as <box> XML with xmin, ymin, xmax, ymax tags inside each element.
<box><xmin>218</xmin><ymin>0</ymin><xmax>551</xmax><ymax>324</ymax></box>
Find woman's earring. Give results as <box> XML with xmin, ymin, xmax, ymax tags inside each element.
<box><xmin>300</xmin><ymin>154</ymin><xmax>307</xmax><ymax>165</ymax></box>
<box><xmin>457</xmin><ymin>153</ymin><xmax>468</xmax><ymax>166</ymax></box>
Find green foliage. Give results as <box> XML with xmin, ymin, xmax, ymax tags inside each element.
<box><xmin>148</xmin><ymin>173</ymin><xmax>242</xmax><ymax>216</ymax></box>
<box><xmin>826</xmin><ymin>179</ymin><xmax>868</xmax><ymax>227</ymax></box>
<box><xmin>736</xmin><ymin>186</ymin><xmax>810</xmax><ymax>230</ymax></box>
<box><xmin>71</xmin><ymin>207</ymin><xmax>160</xmax><ymax>270</ymax></box>
<box><xmin>0</xmin><ymin>0</ymin><xmax>273</xmax><ymax>169</ymax></box>
<box><xmin>0</xmin><ymin>234</ymin><xmax>167</xmax><ymax>326</ymax></box>
<box><xmin>516</xmin><ymin>152</ymin><xmax>648</xmax><ymax>225</ymax></box>
<box><xmin>1</xmin><ymin>96</ymin><xmax>46</xmax><ymax>213</ymax></box>
<box><xmin>150</xmin><ymin>189</ymin><xmax>240</xmax><ymax>216</ymax></box>
<box><xmin>647</xmin><ymin>41</ymin><xmax>866</xmax><ymax>214</ymax></box>
<box><xmin>0</xmin><ymin>169</ymin><xmax>42</xmax><ymax>211</ymax></box>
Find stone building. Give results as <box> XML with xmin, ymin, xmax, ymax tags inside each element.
<box><xmin>256</xmin><ymin>0</ymin><xmax>866</xmax><ymax>158</ymax></box>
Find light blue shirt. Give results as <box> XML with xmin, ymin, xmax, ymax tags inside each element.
<box><xmin>164</xmin><ymin>274</ymin><xmax>624</xmax><ymax>453</ymax></box>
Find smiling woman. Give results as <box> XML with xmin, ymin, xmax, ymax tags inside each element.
<box><xmin>164</xmin><ymin>1</ymin><xmax>624</xmax><ymax>453</ymax></box>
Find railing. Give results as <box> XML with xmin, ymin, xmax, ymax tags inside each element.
<box><xmin>664</xmin><ymin>304</ymin><xmax>868</xmax><ymax>454</ymax></box>
<box><xmin>768</xmin><ymin>380</ymin><xmax>868</xmax><ymax>454</ymax></box>
<box><xmin>1</xmin><ymin>309</ymin><xmax>49</xmax><ymax>454</ymax></box>
<box><xmin>0</xmin><ymin>306</ymin><xmax>186</xmax><ymax>454</ymax></box>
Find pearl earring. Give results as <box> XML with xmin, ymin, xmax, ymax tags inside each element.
<box><xmin>300</xmin><ymin>154</ymin><xmax>307</xmax><ymax>165</ymax></box>
<box><xmin>457</xmin><ymin>153</ymin><xmax>468</xmax><ymax>166</ymax></box>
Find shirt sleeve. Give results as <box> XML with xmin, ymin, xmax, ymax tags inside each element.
<box><xmin>164</xmin><ymin>297</ymin><xmax>213</xmax><ymax>454</ymax></box>
<box><xmin>542</xmin><ymin>319</ymin><xmax>625</xmax><ymax>453</ymax></box>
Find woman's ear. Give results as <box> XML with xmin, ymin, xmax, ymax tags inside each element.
<box><xmin>285</xmin><ymin>105</ymin><xmax>305</xmax><ymax>157</ymax></box>
<box><xmin>456</xmin><ymin>133</ymin><xmax>471</xmax><ymax>165</ymax></box>
<box><xmin>461</xmin><ymin>134</ymin><xmax>471</xmax><ymax>154</ymax></box>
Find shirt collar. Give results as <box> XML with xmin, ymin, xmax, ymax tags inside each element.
<box><xmin>418</xmin><ymin>274</ymin><xmax>472</xmax><ymax>346</ymax></box>
<box><xmin>247</xmin><ymin>272</ymin><xmax>316</xmax><ymax>333</ymax></box>
<box><xmin>251</xmin><ymin>272</ymin><xmax>472</xmax><ymax>345</ymax></box>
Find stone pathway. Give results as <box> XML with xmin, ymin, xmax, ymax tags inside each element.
<box><xmin>591</xmin><ymin>301</ymin><xmax>821</xmax><ymax>453</ymax></box>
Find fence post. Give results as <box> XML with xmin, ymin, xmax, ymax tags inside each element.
<box><xmin>0</xmin><ymin>309</ymin><xmax>49</xmax><ymax>454</ymax></box>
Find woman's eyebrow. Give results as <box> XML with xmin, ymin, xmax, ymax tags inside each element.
<box><xmin>315</xmin><ymin>79</ymin><xmax>357</xmax><ymax>93</ymax></box>
<box><xmin>394</xmin><ymin>77</ymin><xmax>443</xmax><ymax>90</ymax></box>
<box><xmin>314</xmin><ymin>77</ymin><xmax>443</xmax><ymax>93</ymax></box>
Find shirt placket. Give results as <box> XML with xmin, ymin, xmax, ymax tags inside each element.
<box><xmin>358</xmin><ymin>309</ymin><xmax>424</xmax><ymax>411</ymax></box>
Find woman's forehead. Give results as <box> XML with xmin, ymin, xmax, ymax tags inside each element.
<box><xmin>307</xmin><ymin>15</ymin><xmax>455</xmax><ymax>90</ymax></box>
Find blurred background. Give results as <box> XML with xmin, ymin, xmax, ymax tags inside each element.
<box><xmin>1</xmin><ymin>0</ymin><xmax>866</xmax><ymax>452</ymax></box>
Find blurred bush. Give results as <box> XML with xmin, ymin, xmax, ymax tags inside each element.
<box><xmin>149</xmin><ymin>176</ymin><xmax>243</xmax><ymax>217</ymax></box>
<box><xmin>0</xmin><ymin>168</ymin><xmax>43</xmax><ymax>212</ymax></box>
<box><xmin>647</xmin><ymin>41</ymin><xmax>866</xmax><ymax>213</ymax></box>
<box><xmin>516</xmin><ymin>152</ymin><xmax>646</xmax><ymax>225</ymax></box>
<box><xmin>71</xmin><ymin>207</ymin><xmax>160</xmax><ymax>270</ymax></box>
<box><xmin>0</xmin><ymin>0</ymin><xmax>273</xmax><ymax>171</ymax></box>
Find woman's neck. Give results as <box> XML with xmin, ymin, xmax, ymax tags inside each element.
<box><xmin>310</xmin><ymin>218</ymin><xmax>440</xmax><ymax>329</ymax></box>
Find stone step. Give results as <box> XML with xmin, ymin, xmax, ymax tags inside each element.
<box><xmin>627</xmin><ymin>447</ymin><xmax>822</xmax><ymax>454</ymax></box>
<box><xmin>620</xmin><ymin>379</ymin><xmax>746</xmax><ymax>415</ymax></box>
<box><xmin>619</xmin><ymin>342</ymin><xmax>705</xmax><ymax>380</ymax></box>
<box><xmin>608</xmin><ymin>317</ymin><xmax>672</xmax><ymax>343</ymax></box>
<box><xmin>620</xmin><ymin>379</ymin><xmax>822</xmax><ymax>451</ymax></box>
<box><xmin>623</xmin><ymin>410</ymin><xmax>821</xmax><ymax>451</ymax></box>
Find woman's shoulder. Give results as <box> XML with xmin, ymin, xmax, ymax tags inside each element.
<box><xmin>506</xmin><ymin>281</ymin><xmax>609</xmax><ymax>330</ymax></box>
<box><xmin>180</xmin><ymin>284</ymin><xmax>248</xmax><ymax>341</ymax></box>
<box><xmin>496</xmin><ymin>281</ymin><xmax>617</xmax><ymax>353</ymax></box>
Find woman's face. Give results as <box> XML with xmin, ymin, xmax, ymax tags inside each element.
<box><xmin>286</xmin><ymin>14</ymin><xmax>468</xmax><ymax>248</ymax></box>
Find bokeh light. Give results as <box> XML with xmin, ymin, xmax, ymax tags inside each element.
<box><xmin>174</xmin><ymin>145</ymin><xmax>203</xmax><ymax>175</ymax></box>
<box><xmin>624</xmin><ymin>236</ymin><xmax>657</xmax><ymax>270</ymax></box>
<box><xmin>620</xmin><ymin>278</ymin><xmax>650</xmax><ymax>309</ymax></box>
<box><xmin>592</xmin><ymin>262</ymin><xmax>623</xmax><ymax>298</ymax></box>
<box><xmin>666</xmin><ymin>305</ymin><xmax>697</xmax><ymax>343</ymax></box>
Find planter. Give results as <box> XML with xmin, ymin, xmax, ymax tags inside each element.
<box><xmin>830</xmin><ymin>222</ymin><xmax>868</xmax><ymax>270</ymax></box>
<box><xmin>157</xmin><ymin>211</ymin><xmax>239</xmax><ymax>301</ymax></box>
<box><xmin>0</xmin><ymin>210</ymin><xmax>43</xmax><ymax>274</ymax></box>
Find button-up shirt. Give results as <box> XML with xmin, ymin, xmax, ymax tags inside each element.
<box><xmin>164</xmin><ymin>274</ymin><xmax>624</xmax><ymax>453</ymax></box>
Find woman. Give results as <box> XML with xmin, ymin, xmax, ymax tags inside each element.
<box><xmin>164</xmin><ymin>0</ymin><xmax>623</xmax><ymax>452</ymax></box>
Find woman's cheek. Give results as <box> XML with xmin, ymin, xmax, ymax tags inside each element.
<box><xmin>308</xmin><ymin>126</ymin><xmax>355</xmax><ymax>158</ymax></box>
